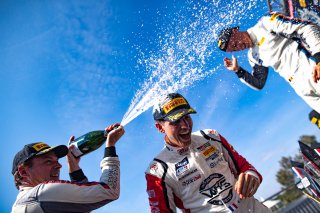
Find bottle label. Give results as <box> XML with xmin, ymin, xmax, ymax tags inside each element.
<box><xmin>70</xmin><ymin>142</ymin><xmax>84</xmax><ymax>157</ymax></box>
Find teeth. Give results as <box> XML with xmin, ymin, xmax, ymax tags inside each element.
<box><xmin>180</xmin><ymin>131</ymin><xmax>189</xmax><ymax>135</ymax></box>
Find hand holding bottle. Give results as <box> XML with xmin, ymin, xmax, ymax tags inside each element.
<box><xmin>67</xmin><ymin>136</ymin><xmax>81</xmax><ymax>173</ymax></box>
<box><xmin>68</xmin><ymin>123</ymin><xmax>125</xmax><ymax>158</ymax></box>
<box><xmin>105</xmin><ymin>123</ymin><xmax>125</xmax><ymax>147</ymax></box>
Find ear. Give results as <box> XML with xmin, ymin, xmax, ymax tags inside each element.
<box><xmin>17</xmin><ymin>164</ymin><xmax>29</xmax><ymax>178</ymax></box>
<box><xmin>232</xmin><ymin>28</ymin><xmax>239</xmax><ymax>33</ymax></box>
<box><xmin>155</xmin><ymin>122</ymin><xmax>165</xmax><ymax>133</ymax></box>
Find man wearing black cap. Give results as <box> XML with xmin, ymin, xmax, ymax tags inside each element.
<box><xmin>218</xmin><ymin>12</ymin><xmax>320</xmax><ymax>118</ymax></box>
<box><xmin>309</xmin><ymin>110</ymin><xmax>320</xmax><ymax>129</ymax></box>
<box><xmin>11</xmin><ymin>123</ymin><xmax>124</xmax><ymax>213</ymax></box>
<box><xmin>145</xmin><ymin>93</ymin><xmax>271</xmax><ymax>212</ymax></box>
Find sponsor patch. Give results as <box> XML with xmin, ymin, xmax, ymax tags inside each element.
<box><xmin>178</xmin><ymin>169</ymin><xmax>198</xmax><ymax>181</ymax></box>
<box><xmin>209</xmin><ymin>157</ymin><xmax>224</xmax><ymax>168</ymax></box>
<box><xmin>178</xmin><ymin>147</ymin><xmax>189</xmax><ymax>155</ymax></box>
<box><xmin>32</xmin><ymin>143</ymin><xmax>49</xmax><ymax>151</ymax></box>
<box><xmin>149</xmin><ymin>201</ymin><xmax>159</xmax><ymax>206</ymax></box>
<box><xmin>167</xmin><ymin>111</ymin><xmax>184</xmax><ymax>121</ymax></box>
<box><xmin>175</xmin><ymin>157</ymin><xmax>189</xmax><ymax>176</ymax></box>
<box><xmin>258</xmin><ymin>37</ymin><xmax>265</xmax><ymax>46</ymax></box>
<box><xmin>182</xmin><ymin>174</ymin><xmax>201</xmax><ymax>186</ymax></box>
<box><xmin>201</xmin><ymin>146</ymin><xmax>217</xmax><ymax>158</ymax></box>
<box><xmin>147</xmin><ymin>189</ymin><xmax>156</xmax><ymax>198</ymax></box>
<box><xmin>228</xmin><ymin>200</ymin><xmax>240</xmax><ymax>212</ymax></box>
<box><xmin>208</xmin><ymin>129</ymin><xmax>218</xmax><ymax>136</ymax></box>
<box><xmin>199</xmin><ymin>173</ymin><xmax>233</xmax><ymax>206</ymax></box>
<box><xmin>196</xmin><ymin>142</ymin><xmax>211</xmax><ymax>152</ymax></box>
<box><xmin>105</xmin><ymin>166</ymin><xmax>119</xmax><ymax>189</ymax></box>
<box><xmin>252</xmin><ymin>52</ymin><xmax>263</xmax><ymax>65</ymax></box>
<box><xmin>163</xmin><ymin>97</ymin><xmax>187</xmax><ymax>114</ymax></box>
<box><xmin>299</xmin><ymin>0</ymin><xmax>307</xmax><ymax>8</ymax></box>
<box><xmin>270</xmin><ymin>13</ymin><xmax>280</xmax><ymax>21</ymax></box>
<box><xmin>149</xmin><ymin>163</ymin><xmax>158</xmax><ymax>173</ymax></box>
<box><xmin>206</xmin><ymin>152</ymin><xmax>220</xmax><ymax>162</ymax></box>
<box><xmin>218</xmin><ymin>39</ymin><xmax>226</xmax><ymax>50</ymax></box>
<box><xmin>151</xmin><ymin>206</ymin><xmax>160</xmax><ymax>213</ymax></box>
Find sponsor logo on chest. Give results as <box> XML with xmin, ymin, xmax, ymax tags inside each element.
<box><xmin>175</xmin><ymin>157</ymin><xmax>190</xmax><ymax>177</ymax></box>
<box><xmin>197</xmin><ymin>143</ymin><xmax>220</xmax><ymax>161</ymax></box>
<box><xmin>199</xmin><ymin>173</ymin><xmax>233</xmax><ymax>206</ymax></box>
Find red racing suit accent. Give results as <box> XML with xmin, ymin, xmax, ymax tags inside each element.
<box><xmin>145</xmin><ymin>129</ymin><xmax>271</xmax><ymax>213</ymax></box>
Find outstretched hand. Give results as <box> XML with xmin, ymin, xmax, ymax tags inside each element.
<box><xmin>67</xmin><ymin>136</ymin><xmax>81</xmax><ymax>173</ymax></box>
<box><xmin>105</xmin><ymin>123</ymin><xmax>125</xmax><ymax>147</ymax></box>
<box><xmin>234</xmin><ymin>173</ymin><xmax>260</xmax><ymax>199</ymax></box>
<box><xmin>313</xmin><ymin>62</ymin><xmax>320</xmax><ymax>83</ymax></box>
<box><xmin>224</xmin><ymin>55</ymin><xmax>240</xmax><ymax>72</ymax></box>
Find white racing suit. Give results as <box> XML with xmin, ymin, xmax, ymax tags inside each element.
<box><xmin>145</xmin><ymin>129</ymin><xmax>271</xmax><ymax>213</ymax></box>
<box><xmin>11</xmin><ymin>147</ymin><xmax>120</xmax><ymax>213</ymax></box>
<box><xmin>236</xmin><ymin>12</ymin><xmax>320</xmax><ymax>113</ymax></box>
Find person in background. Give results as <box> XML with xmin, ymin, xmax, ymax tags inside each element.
<box><xmin>309</xmin><ymin>110</ymin><xmax>320</xmax><ymax>129</ymax></box>
<box><xmin>145</xmin><ymin>93</ymin><xmax>271</xmax><ymax>212</ymax></box>
<box><xmin>218</xmin><ymin>12</ymin><xmax>320</xmax><ymax>119</ymax></box>
<box><xmin>11</xmin><ymin>123</ymin><xmax>124</xmax><ymax>213</ymax></box>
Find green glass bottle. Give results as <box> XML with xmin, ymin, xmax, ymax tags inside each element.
<box><xmin>69</xmin><ymin>130</ymin><xmax>107</xmax><ymax>157</ymax></box>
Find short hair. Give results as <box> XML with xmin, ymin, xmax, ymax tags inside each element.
<box><xmin>13</xmin><ymin>159</ymin><xmax>33</xmax><ymax>189</ymax></box>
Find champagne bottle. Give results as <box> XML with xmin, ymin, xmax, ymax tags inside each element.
<box><xmin>69</xmin><ymin>130</ymin><xmax>107</xmax><ymax>157</ymax></box>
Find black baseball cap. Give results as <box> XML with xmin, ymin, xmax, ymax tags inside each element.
<box><xmin>309</xmin><ymin>110</ymin><xmax>320</xmax><ymax>129</ymax></box>
<box><xmin>153</xmin><ymin>93</ymin><xmax>196</xmax><ymax>122</ymax></box>
<box><xmin>217</xmin><ymin>26</ymin><xmax>239</xmax><ymax>51</ymax></box>
<box><xmin>12</xmin><ymin>142</ymin><xmax>68</xmax><ymax>175</ymax></box>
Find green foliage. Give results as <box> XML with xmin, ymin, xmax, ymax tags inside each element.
<box><xmin>276</xmin><ymin>155</ymin><xmax>303</xmax><ymax>203</ymax></box>
<box><xmin>277</xmin><ymin>188</ymin><xmax>302</xmax><ymax>204</ymax></box>
<box><xmin>275</xmin><ymin>135</ymin><xmax>319</xmax><ymax>204</ymax></box>
<box><xmin>299</xmin><ymin>135</ymin><xmax>318</xmax><ymax>146</ymax></box>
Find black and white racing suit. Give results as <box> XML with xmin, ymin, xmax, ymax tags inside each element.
<box><xmin>145</xmin><ymin>129</ymin><xmax>271</xmax><ymax>213</ymax></box>
<box><xmin>237</xmin><ymin>12</ymin><xmax>320</xmax><ymax>113</ymax></box>
<box><xmin>12</xmin><ymin>147</ymin><xmax>120</xmax><ymax>213</ymax></box>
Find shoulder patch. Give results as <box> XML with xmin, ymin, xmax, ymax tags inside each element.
<box><xmin>146</xmin><ymin>161</ymin><xmax>165</xmax><ymax>177</ymax></box>
<box><xmin>270</xmin><ymin>13</ymin><xmax>280</xmax><ymax>21</ymax></box>
<box><xmin>208</xmin><ymin>129</ymin><xmax>218</xmax><ymax>136</ymax></box>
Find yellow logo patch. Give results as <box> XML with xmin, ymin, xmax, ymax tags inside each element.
<box><xmin>299</xmin><ymin>0</ymin><xmax>307</xmax><ymax>8</ymax></box>
<box><xmin>218</xmin><ymin>40</ymin><xmax>226</xmax><ymax>49</ymax></box>
<box><xmin>270</xmin><ymin>13</ymin><xmax>280</xmax><ymax>21</ymax></box>
<box><xmin>311</xmin><ymin>117</ymin><xmax>318</xmax><ymax>124</ymax></box>
<box><xmin>32</xmin><ymin>143</ymin><xmax>49</xmax><ymax>151</ymax></box>
<box><xmin>163</xmin><ymin>97</ymin><xmax>187</xmax><ymax>114</ymax></box>
<box><xmin>167</xmin><ymin>111</ymin><xmax>185</xmax><ymax>121</ymax></box>
<box><xmin>202</xmin><ymin>146</ymin><xmax>217</xmax><ymax>158</ymax></box>
<box><xmin>258</xmin><ymin>37</ymin><xmax>265</xmax><ymax>46</ymax></box>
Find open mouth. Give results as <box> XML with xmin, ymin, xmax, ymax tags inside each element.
<box><xmin>179</xmin><ymin>130</ymin><xmax>191</xmax><ymax>140</ymax></box>
<box><xmin>51</xmin><ymin>173</ymin><xmax>59</xmax><ymax>178</ymax></box>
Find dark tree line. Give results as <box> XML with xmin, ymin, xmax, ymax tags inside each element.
<box><xmin>276</xmin><ymin>135</ymin><xmax>319</xmax><ymax>203</ymax></box>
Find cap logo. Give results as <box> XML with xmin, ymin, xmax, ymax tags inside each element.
<box><xmin>188</xmin><ymin>108</ymin><xmax>195</xmax><ymax>113</ymax></box>
<box><xmin>311</xmin><ymin>117</ymin><xmax>318</xmax><ymax>124</ymax></box>
<box><xmin>167</xmin><ymin>111</ymin><xmax>185</xmax><ymax>121</ymax></box>
<box><xmin>218</xmin><ymin>40</ymin><xmax>225</xmax><ymax>50</ymax></box>
<box><xmin>32</xmin><ymin>143</ymin><xmax>49</xmax><ymax>151</ymax></box>
<box><xmin>163</xmin><ymin>97</ymin><xmax>187</xmax><ymax>114</ymax></box>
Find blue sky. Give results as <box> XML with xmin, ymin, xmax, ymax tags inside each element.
<box><xmin>1</xmin><ymin>0</ymin><xmax>319</xmax><ymax>212</ymax></box>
